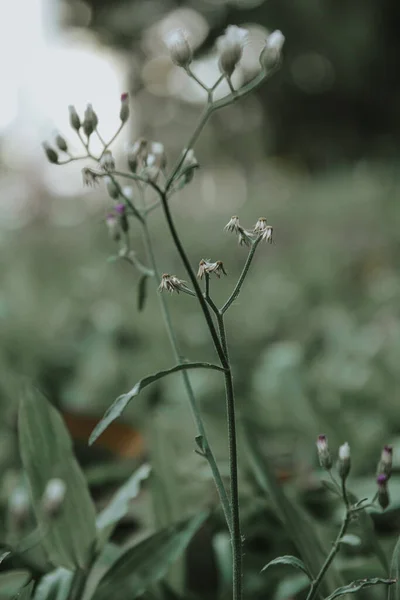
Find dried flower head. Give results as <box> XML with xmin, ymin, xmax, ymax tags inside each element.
<box><xmin>100</xmin><ymin>150</ymin><xmax>116</xmax><ymax>172</ymax></box>
<box><xmin>217</xmin><ymin>25</ymin><xmax>248</xmax><ymax>77</ymax></box>
<box><xmin>260</xmin><ymin>30</ymin><xmax>285</xmax><ymax>71</ymax></box>
<box><xmin>261</xmin><ymin>225</ymin><xmax>273</xmax><ymax>244</ymax></box>
<box><xmin>68</xmin><ymin>105</ymin><xmax>81</xmax><ymax>131</ymax></box>
<box><xmin>158</xmin><ymin>274</ymin><xmax>190</xmax><ymax>294</ymax></box>
<box><xmin>253</xmin><ymin>217</ymin><xmax>268</xmax><ymax>234</ymax></box>
<box><xmin>120</xmin><ymin>92</ymin><xmax>130</xmax><ymax>123</ymax></box>
<box><xmin>197</xmin><ymin>259</ymin><xmax>227</xmax><ymax>279</ymax></box>
<box><xmin>165</xmin><ymin>29</ymin><xmax>192</xmax><ymax>68</ymax></box>
<box><xmin>316</xmin><ymin>434</ymin><xmax>332</xmax><ymax>471</ymax></box>
<box><xmin>42</xmin><ymin>478</ymin><xmax>67</xmax><ymax>518</ymax></box>
<box><xmin>42</xmin><ymin>142</ymin><xmax>58</xmax><ymax>164</ymax></box>
<box><xmin>127</xmin><ymin>138</ymin><xmax>148</xmax><ymax>173</ymax></box>
<box><xmin>224</xmin><ymin>216</ymin><xmax>241</xmax><ymax>234</ymax></box>
<box><xmin>82</xmin><ymin>167</ymin><xmax>100</xmax><ymax>187</ymax></box>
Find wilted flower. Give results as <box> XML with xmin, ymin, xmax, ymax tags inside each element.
<box><xmin>68</xmin><ymin>105</ymin><xmax>81</xmax><ymax>131</ymax></box>
<box><xmin>316</xmin><ymin>434</ymin><xmax>332</xmax><ymax>471</ymax></box>
<box><xmin>260</xmin><ymin>30</ymin><xmax>285</xmax><ymax>71</ymax></box>
<box><xmin>338</xmin><ymin>442</ymin><xmax>351</xmax><ymax>481</ymax></box>
<box><xmin>224</xmin><ymin>216</ymin><xmax>241</xmax><ymax>234</ymax></box>
<box><xmin>106</xmin><ymin>213</ymin><xmax>121</xmax><ymax>241</ymax></box>
<box><xmin>197</xmin><ymin>259</ymin><xmax>227</xmax><ymax>279</ymax></box>
<box><xmin>55</xmin><ymin>134</ymin><xmax>68</xmax><ymax>152</ymax></box>
<box><xmin>127</xmin><ymin>138</ymin><xmax>148</xmax><ymax>173</ymax></box>
<box><xmin>377</xmin><ymin>474</ymin><xmax>390</xmax><ymax>510</ymax></box>
<box><xmin>253</xmin><ymin>217</ymin><xmax>268</xmax><ymax>234</ymax></box>
<box><xmin>100</xmin><ymin>150</ymin><xmax>115</xmax><ymax>172</ymax></box>
<box><xmin>83</xmin><ymin>103</ymin><xmax>98</xmax><ymax>137</ymax></box>
<box><xmin>158</xmin><ymin>274</ymin><xmax>190</xmax><ymax>294</ymax></box>
<box><xmin>261</xmin><ymin>225</ymin><xmax>273</xmax><ymax>244</ymax></box>
<box><xmin>165</xmin><ymin>29</ymin><xmax>192</xmax><ymax>68</ymax></box>
<box><xmin>42</xmin><ymin>142</ymin><xmax>58</xmax><ymax>164</ymax></box>
<box><xmin>120</xmin><ymin>92</ymin><xmax>130</xmax><ymax>123</ymax></box>
<box><xmin>82</xmin><ymin>167</ymin><xmax>100</xmax><ymax>187</ymax></box>
<box><xmin>377</xmin><ymin>445</ymin><xmax>393</xmax><ymax>480</ymax></box>
<box><xmin>42</xmin><ymin>478</ymin><xmax>66</xmax><ymax>518</ymax></box>
<box><xmin>217</xmin><ymin>25</ymin><xmax>248</xmax><ymax>77</ymax></box>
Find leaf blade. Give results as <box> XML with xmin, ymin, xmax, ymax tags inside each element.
<box><xmin>324</xmin><ymin>577</ymin><xmax>395</xmax><ymax>599</ymax></box>
<box><xmin>89</xmin><ymin>363</ymin><xmax>224</xmax><ymax>445</ymax></box>
<box><xmin>388</xmin><ymin>536</ymin><xmax>400</xmax><ymax>600</ymax></box>
<box><xmin>19</xmin><ymin>388</ymin><xmax>97</xmax><ymax>570</ymax></box>
<box><xmin>261</xmin><ymin>555</ymin><xmax>312</xmax><ymax>580</ymax></box>
<box><xmin>137</xmin><ymin>274</ymin><xmax>149</xmax><ymax>312</ymax></box>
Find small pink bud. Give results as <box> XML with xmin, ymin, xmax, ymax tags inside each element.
<box><xmin>377</xmin><ymin>445</ymin><xmax>393</xmax><ymax>479</ymax></box>
<box><xmin>316</xmin><ymin>434</ymin><xmax>332</xmax><ymax>471</ymax></box>
<box><xmin>377</xmin><ymin>473</ymin><xmax>390</xmax><ymax>510</ymax></box>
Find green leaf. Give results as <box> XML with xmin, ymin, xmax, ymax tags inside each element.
<box><xmin>137</xmin><ymin>274</ymin><xmax>149</xmax><ymax>312</ymax></box>
<box><xmin>93</xmin><ymin>512</ymin><xmax>207</xmax><ymax>600</ymax></box>
<box><xmin>0</xmin><ymin>572</ymin><xmax>31</xmax><ymax>599</ymax></box>
<box><xmin>347</xmin><ymin>491</ymin><xmax>389</xmax><ymax>574</ymax></box>
<box><xmin>34</xmin><ymin>569</ymin><xmax>73</xmax><ymax>600</ymax></box>
<box><xmin>324</xmin><ymin>577</ymin><xmax>395</xmax><ymax>599</ymax></box>
<box><xmin>388</xmin><ymin>536</ymin><xmax>400</xmax><ymax>600</ymax></box>
<box><xmin>96</xmin><ymin>463</ymin><xmax>151</xmax><ymax>543</ymax></box>
<box><xmin>18</xmin><ymin>388</ymin><xmax>97</xmax><ymax>570</ymax></box>
<box><xmin>89</xmin><ymin>363</ymin><xmax>224</xmax><ymax>445</ymax></box>
<box><xmin>241</xmin><ymin>422</ymin><xmax>344</xmax><ymax>598</ymax></box>
<box><xmin>14</xmin><ymin>582</ymin><xmax>34</xmax><ymax>600</ymax></box>
<box><xmin>261</xmin><ymin>555</ymin><xmax>312</xmax><ymax>580</ymax></box>
<box><xmin>274</xmin><ymin>574</ymin><xmax>310</xmax><ymax>600</ymax></box>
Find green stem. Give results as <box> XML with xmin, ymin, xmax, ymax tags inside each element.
<box><xmin>306</xmin><ymin>510</ymin><xmax>351</xmax><ymax>600</ymax></box>
<box><xmin>221</xmin><ymin>237</ymin><xmax>261</xmax><ymax>314</ymax></box>
<box><xmin>205</xmin><ymin>273</ymin><xmax>220</xmax><ymax>316</ymax></box>
<box><xmin>216</xmin><ymin>312</ymin><xmax>242</xmax><ymax>600</ymax></box>
<box><xmin>140</xmin><ymin>214</ymin><xmax>232</xmax><ymax>533</ymax></box>
<box><xmin>158</xmin><ymin>192</ymin><xmax>228</xmax><ymax>368</ymax></box>
<box><xmin>68</xmin><ymin>568</ymin><xmax>87</xmax><ymax>600</ymax></box>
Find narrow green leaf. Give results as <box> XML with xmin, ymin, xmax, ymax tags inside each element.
<box><xmin>347</xmin><ymin>491</ymin><xmax>389</xmax><ymax>574</ymax></box>
<box><xmin>0</xmin><ymin>572</ymin><xmax>31</xmax><ymax>599</ymax></box>
<box><xmin>34</xmin><ymin>569</ymin><xmax>73</xmax><ymax>600</ymax></box>
<box><xmin>19</xmin><ymin>388</ymin><xmax>97</xmax><ymax>570</ymax></box>
<box><xmin>89</xmin><ymin>363</ymin><xmax>224</xmax><ymax>445</ymax></box>
<box><xmin>137</xmin><ymin>274</ymin><xmax>149</xmax><ymax>312</ymax></box>
<box><xmin>262</xmin><ymin>555</ymin><xmax>312</xmax><ymax>579</ymax></box>
<box><xmin>242</xmin><ymin>423</ymin><xmax>344</xmax><ymax>598</ymax></box>
<box><xmin>96</xmin><ymin>463</ymin><xmax>151</xmax><ymax>543</ymax></box>
<box><xmin>14</xmin><ymin>581</ymin><xmax>34</xmax><ymax>600</ymax></box>
<box><xmin>324</xmin><ymin>577</ymin><xmax>395</xmax><ymax>599</ymax></box>
<box><xmin>93</xmin><ymin>512</ymin><xmax>207</xmax><ymax>600</ymax></box>
<box><xmin>388</xmin><ymin>535</ymin><xmax>400</xmax><ymax>600</ymax></box>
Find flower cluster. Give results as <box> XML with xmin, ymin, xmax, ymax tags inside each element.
<box><xmin>158</xmin><ymin>274</ymin><xmax>191</xmax><ymax>294</ymax></box>
<box><xmin>224</xmin><ymin>215</ymin><xmax>274</xmax><ymax>245</ymax></box>
<box><xmin>127</xmin><ymin>138</ymin><xmax>167</xmax><ymax>183</ymax></box>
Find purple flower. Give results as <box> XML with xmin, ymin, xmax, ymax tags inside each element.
<box><xmin>114</xmin><ymin>203</ymin><xmax>126</xmax><ymax>215</ymax></box>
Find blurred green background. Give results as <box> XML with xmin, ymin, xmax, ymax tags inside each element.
<box><xmin>2</xmin><ymin>0</ymin><xmax>400</xmax><ymax>598</ymax></box>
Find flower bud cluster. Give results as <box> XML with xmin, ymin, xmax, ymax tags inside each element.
<box><xmin>127</xmin><ymin>139</ymin><xmax>167</xmax><ymax>183</ymax></box>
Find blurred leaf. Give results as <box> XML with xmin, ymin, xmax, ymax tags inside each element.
<box><xmin>89</xmin><ymin>363</ymin><xmax>224</xmax><ymax>445</ymax></box>
<box><xmin>388</xmin><ymin>536</ymin><xmax>400</xmax><ymax>600</ymax></box>
<box><xmin>324</xmin><ymin>577</ymin><xmax>395</xmax><ymax>599</ymax></box>
<box><xmin>339</xmin><ymin>534</ymin><xmax>361</xmax><ymax>547</ymax></box>
<box><xmin>347</xmin><ymin>491</ymin><xmax>389</xmax><ymax>574</ymax></box>
<box><xmin>137</xmin><ymin>274</ymin><xmax>149</xmax><ymax>312</ymax></box>
<box><xmin>321</xmin><ymin>480</ymin><xmax>341</xmax><ymax>497</ymax></box>
<box><xmin>19</xmin><ymin>387</ymin><xmax>97</xmax><ymax>570</ymax></box>
<box><xmin>93</xmin><ymin>512</ymin><xmax>207</xmax><ymax>600</ymax></box>
<box><xmin>34</xmin><ymin>569</ymin><xmax>73</xmax><ymax>600</ymax></box>
<box><xmin>242</xmin><ymin>423</ymin><xmax>344</xmax><ymax>597</ymax></box>
<box><xmin>261</xmin><ymin>555</ymin><xmax>312</xmax><ymax>579</ymax></box>
<box><xmin>0</xmin><ymin>572</ymin><xmax>31</xmax><ymax>599</ymax></box>
<box><xmin>96</xmin><ymin>463</ymin><xmax>151</xmax><ymax>543</ymax></box>
<box><xmin>15</xmin><ymin>582</ymin><xmax>34</xmax><ymax>600</ymax></box>
<box><xmin>274</xmin><ymin>573</ymin><xmax>310</xmax><ymax>600</ymax></box>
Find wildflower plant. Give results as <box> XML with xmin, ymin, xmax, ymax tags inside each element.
<box><xmin>22</xmin><ymin>21</ymin><xmax>398</xmax><ymax>600</ymax></box>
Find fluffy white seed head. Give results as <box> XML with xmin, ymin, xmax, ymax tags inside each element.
<box><xmin>165</xmin><ymin>29</ymin><xmax>192</xmax><ymax>68</ymax></box>
<box><xmin>217</xmin><ymin>25</ymin><xmax>248</xmax><ymax>77</ymax></box>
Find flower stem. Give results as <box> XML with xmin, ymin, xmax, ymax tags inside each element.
<box><xmin>221</xmin><ymin>236</ymin><xmax>261</xmax><ymax>314</ymax></box>
<box><xmin>306</xmin><ymin>509</ymin><xmax>351</xmax><ymax>600</ymax></box>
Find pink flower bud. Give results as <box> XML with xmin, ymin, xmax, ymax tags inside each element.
<box><xmin>377</xmin><ymin>473</ymin><xmax>390</xmax><ymax>510</ymax></box>
<box><xmin>316</xmin><ymin>434</ymin><xmax>332</xmax><ymax>470</ymax></box>
<box><xmin>377</xmin><ymin>445</ymin><xmax>393</xmax><ymax>479</ymax></box>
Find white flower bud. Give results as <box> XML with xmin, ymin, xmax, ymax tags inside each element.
<box><xmin>100</xmin><ymin>150</ymin><xmax>115</xmax><ymax>172</ymax></box>
<box><xmin>42</xmin><ymin>479</ymin><xmax>66</xmax><ymax>518</ymax></box>
<box><xmin>68</xmin><ymin>105</ymin><xmax>81</xmax><ymax>131</ymax></box>
<box><xmin>338</xmin><ymin>442</ymin><xmax>351</xmax><ymax>481</ymax></box>
<box><xmin>119</xmin><ymin>93</ymin><xmax>130</xmax><ymax>123</ymax></box>
<box><xmin>9</xmin><ymin>488</ymin><xmax>30</xmax><ymax>528</ymax></box>
<box><xmin>217</xmin><ymin>25</ymin><xmax>248</xmax><ymax>77</ymax></box>
<box><xmin>83</xmin><ymin>103</ymin><xmax>98</xmax><ymax>137</ymax></box>
<box><xmin>165</xmin><ymin>29</ymin><xmax>192</xmax><ymax>68</ymax></box>
<box><xmin>260</xmin><ymin>30</ymin><xmax>285</xmax><ymax>71</ymax></box>
<box><xmin>55</xmin><ymin>134</ymin><xmax>68</xmax><ymax>153</ymax></box>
